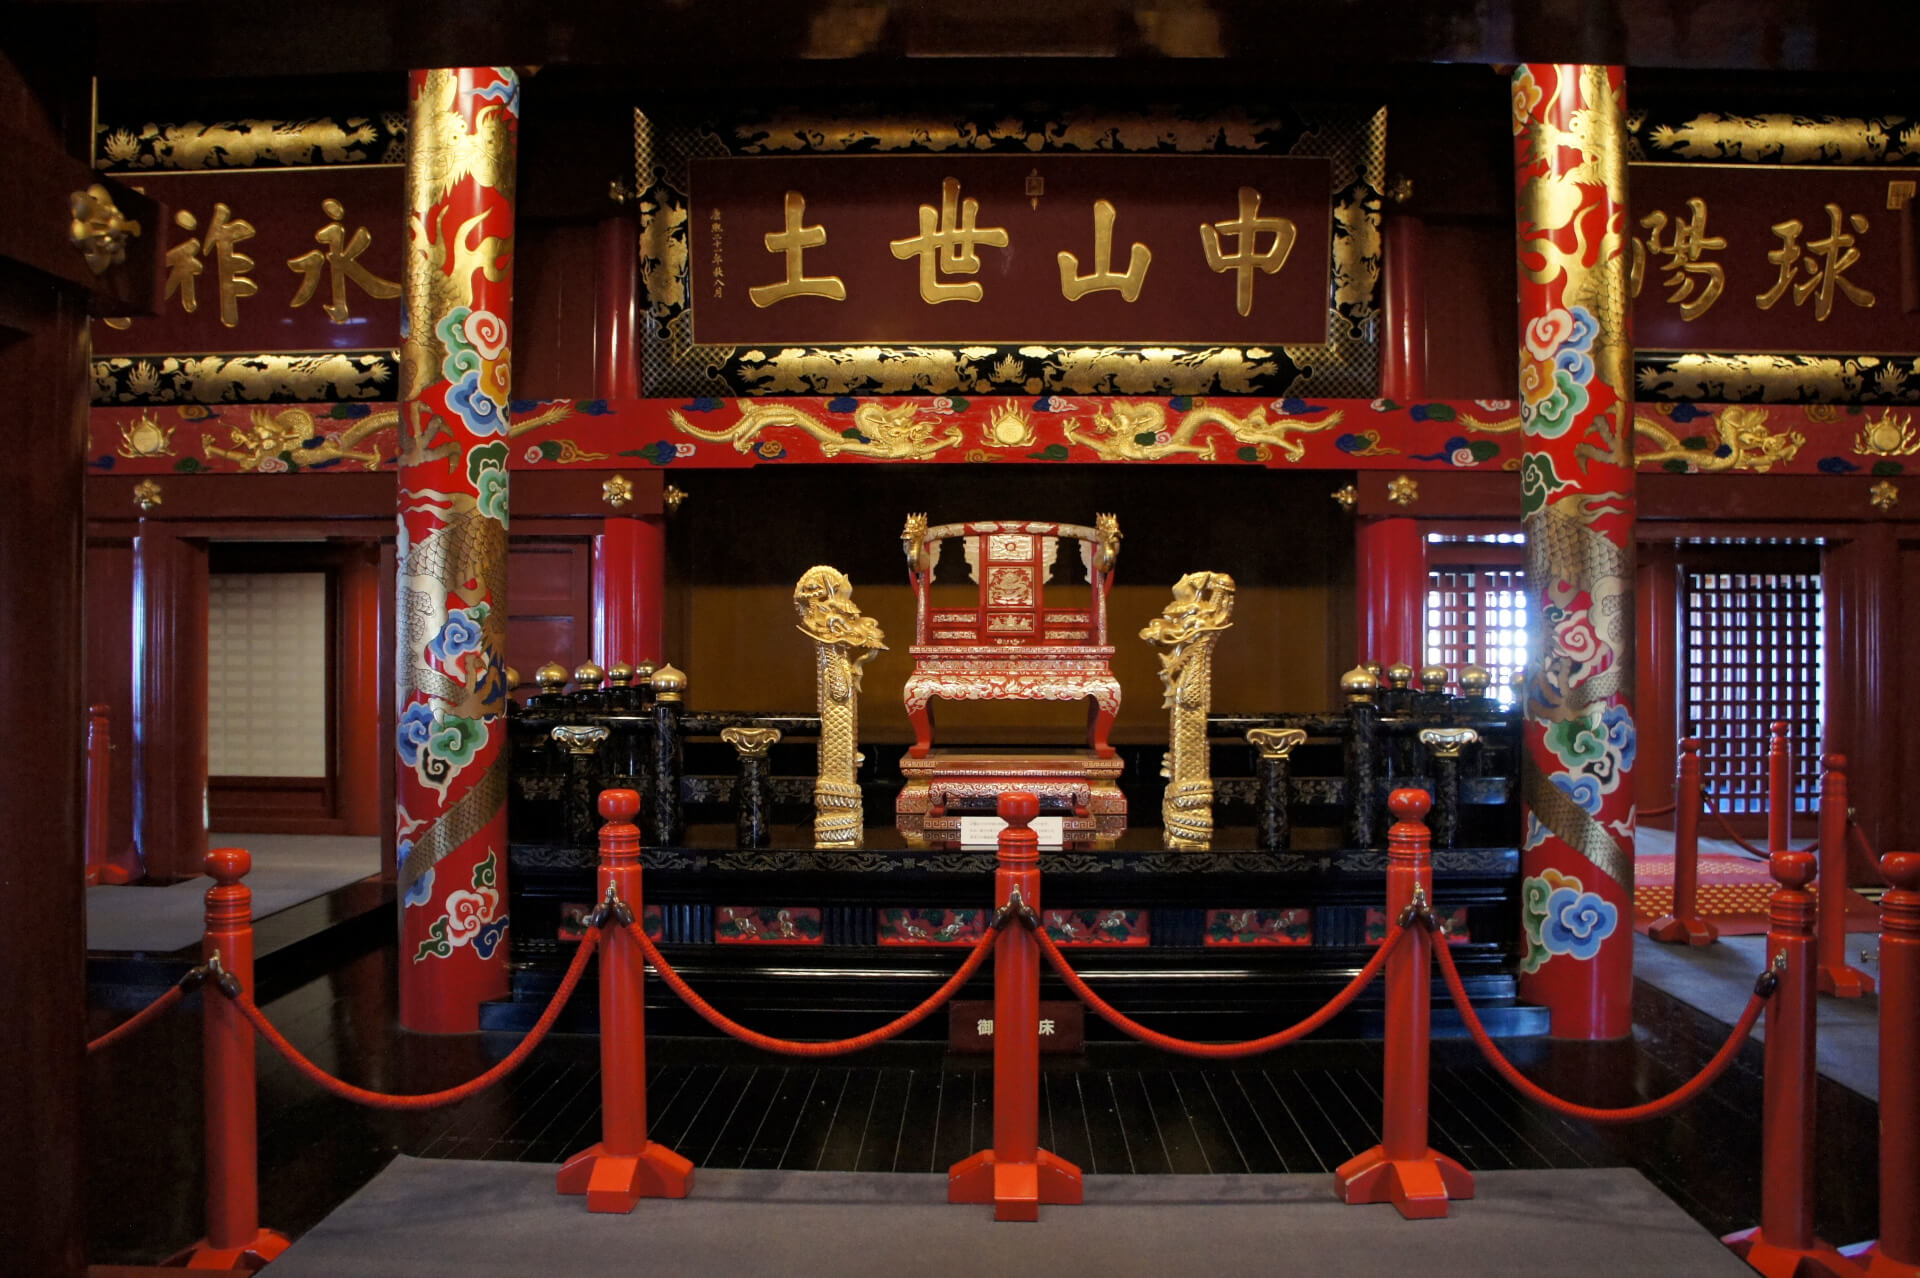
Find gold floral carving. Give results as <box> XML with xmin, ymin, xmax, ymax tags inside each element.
<box><xmin>68</xmin><ymin>185</ymin><xmax>141</xmax><ymax>275</ymax></box>
<box><xmin>1632</xmin><ymin>406</ymin><xmax>1803</xmax><ymax>472</ymax></box>
<box><xmin>1140</xmin><ymin>571</ymin><xmax>1236</xmax><ymax>850</ymax></box>
<box><xmin>980</xmin><ymin>403</ymin><xmax>1036</xmax><ymax>448</ymax></box>
<box><xmin>1386</xmin><ymin>475</ymin><xmax>1419</xmax><ymax>507</ymax></box>
<box><xmin>672</xmin><ymin>400</ymin><xmax>964</xmax><ymax>459</ymax></box>
<box><xmin>1061</xmin><ymin>402</ymin><xmax>1342</xmax><ymax>462</ymax></box>
<box><xmin>662</xmin><ymin>483</ymin><xmax>687</xmax><ymax>513</ymax></box>
<box><xmin>132</xmin><ymin>478</ymin><xmax>162</xmax><ymax>512</ymax></box>
<box><xmin>602</xmin><ymin>475</ymin><xmax>634</xmax><ymax>508</ymax></box>
<box><xmin>1639</xmin><ymin>113</ymin><xmax>1919</xmax><ymax>165</ymax></box>
<box><xmin>795</xmin><ymin>566</ymin><xmax>886</xmax><ymax>848</ymax></box>
<box><xmin>1853</xmin><ymin>410</ymin><xmax>1920</xmax><ymax>457</ymax></box>
<box><xmin>1329</xmin><ymin>484</ymin><xmax>1357</xmax><ymax>511</ymax></box>
<box><xmin>201</xmin><ymin>405</ymin><xmax>397</xmax><ymax>471</ymax></box>
<box><xmin>720</xmin><ymin>726</ymin><xmax>782</xmax><ymax>758</ymax></box>
<box><xmin>1870</xmin><ymin>480</ymin><xmax>1901</xmax><ymax>511</ymax></box>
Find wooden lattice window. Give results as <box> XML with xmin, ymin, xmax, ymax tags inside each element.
<box><xmin>1680</xmin><ymin>551</ymin><xmax>1824</xmax><ymax>817</ymax></box>
<box><xmin>1426</xmin><ymin>534</ymin><xmax>1527</xmax><ymax>709</ymax></box>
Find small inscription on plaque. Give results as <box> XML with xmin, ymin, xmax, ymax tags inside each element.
<box><xmin>959</xmin><ymin>815</ymin><xmax>1064</xmax><ymax>847</ymax></box>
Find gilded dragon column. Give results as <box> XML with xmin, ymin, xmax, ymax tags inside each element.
<box><xmin>395</xmin><ymin>68</ymin><xmax>519</xmax><ymax>1032</ymax></box>
<box><xmin>795</xmin><ymin>567</ymin><xmax>886</xmax><ymax>848</ymax></box>
<box><xmin>1141</xmin><ymin>572</ymin><xmax>1236</xmax><ymax>850</ymax></box>
<box><xmin>1513</xmin><ymin>64</ymin><xmax>1636</xmax><ymax>1040</ymax></box>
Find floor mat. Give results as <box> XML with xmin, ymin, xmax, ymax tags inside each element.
<box><xmin>1632</xmin><ymin>852</ymin><xmax>1879</xmax><ymax>936</ymax></box>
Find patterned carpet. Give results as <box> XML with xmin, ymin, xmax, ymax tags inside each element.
<box><xmin>1632</xmin><ymin>852</ymin><xmax>1879</xmax><ymax>936</ymax></box>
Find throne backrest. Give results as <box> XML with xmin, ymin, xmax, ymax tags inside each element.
<box><xmin>903</xmin><ymin>516</ymin><xmax>1120</xmax><ymax>649</ymax></box>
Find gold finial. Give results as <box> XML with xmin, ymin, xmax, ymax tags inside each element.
<box><xmin>1364</xmin><ymin>661</ymin><xmax>1384</xmax><ymax>682</ymax></box>
<box><xmin>1509</xmin><ymin>670</ymin><xmax>1527</xmax><ymax>697</ymax></box>
<box><xmin>635</xmin><ymin>658</ymin><xmax>657</xmax><ymax>686</ymax></box>
<box><xmin>1419</xmin><ymin>726</ymin><xmax>1480</xmax><ymax>760</ymax></box>
<box><xmin>535</xmin><ymin>660</ymin><xmax>569</xmax><ymax>692</ymax></box>
<box><xmin>573</xmin><ymin>661</ymin><xmax>606</xmax><ymax>689</ymax></box>
<box><xmin>1870</xmin><ymin>479</ymin><xmax>1900</xmax><ymax>511</ymax></box>
<box><xmin>1419</xmin><ymin>664</ymin><xmax>1449</xmax><ymax>693</ymax></box>
<box><xmin>651</xmin><ymin>662</ymin><xmax>687</xmax><ymax>701</ymax></box>
<box><xmin>1340</xmin><ymin>664</ymin><xmax>1379</xmax><ymax>702</ymax></box>
<box><xmin>602</xmin><ymin>474</ymin><xmax>634</xmax><ymax>509</ymax></box>
<box><xmin>132</xmin><ymin>478</ymin><xmax>163</xmax><ymax>512</ymax></box>
<box><xmin>1330</xmin><ymin>484</ymin><xmax>1357</xmax><ymax>512</ymax></box>
<box><xmin>1459</xmin><ymin>664</ymin><xmax>1490</xmax><ymax>697</ymax></box>
<box><xmin>1246</xmin><ymin>726</ymin><xmax>1307</xmax><ymax>760</ymax></box>
<box><xmin>1385</xmin><ymin>661</ymin><xmax>1414</xmax><ymax>690</ymax></box>
<box><xmin>1386</xmin><ymin>474</ymin><xmax>1419</xmax><ymax>508</ymax></box>
<box><xmin>663</xmin><ymin>483</ymin><xmax>687</xmax><ymax>514</ymax></box>
<box><xmin>606</xmin><ymin>662</ymin><xmax>634</xmax><ymax>688</ymax></box>
<box><xmin>720</xmin><ymin>726</ymin><xmax>781</xmax><ymax>758</ymax></box>
<box><xmin>506</xmin><ymin>666</ymin><xmax>522</xmax><ymax>689</ymax></box>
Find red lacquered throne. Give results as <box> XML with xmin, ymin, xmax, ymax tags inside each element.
<box><xmin>900</xmin><ymin>514</ymin><xmax>1123</xmax><ymax>759</ymax></box>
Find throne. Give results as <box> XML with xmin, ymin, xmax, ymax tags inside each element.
<box><xmin>896</xmin><ymin>514</ymin><xmax>1127</xmax><ymax>845</ymax></box>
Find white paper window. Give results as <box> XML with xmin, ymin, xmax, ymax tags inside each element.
<box><xmin>208</xmin><ymin>572</ymin><xmax>328</xmax><ymax>778</ymax></box>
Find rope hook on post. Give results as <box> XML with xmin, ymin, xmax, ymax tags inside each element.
<box><xmin>992</xmin><ymin>883</ymin><xmax>1038</xmax><ymax>933</ymax></box>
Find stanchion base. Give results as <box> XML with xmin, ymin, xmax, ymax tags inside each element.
<box><xmin>1816</xmin><ymin>964</ymin><xmax>1876</xmax><ymax>998</ymax></box>
<box><xmin>164</xmin><ymin>1229</ymin><xmax>290</xmax><ymax>1271</ymax></box>
<box><xmin>1334</xmin><ymin>1145</ymin><xmax>1476</xmax><ymax>1220</ymax></box>
<box><xmin>1723</xmin><ymin>1226</ymin><xmax>1865</xmax><ymax>1276</ymax></box>
<box><xmin>1647</xmin><ymin>914</ymin><xmax>1719</xmax><ymax>946</ymax></box>
<box><xmin>557</xmin><ymin>1140</ymin><xmax>694</xmax><ymax>1214</ymax></box>
<box><xmin>948</xmin><ymin>1148</ymin><xmax>1083</xmax><ymax>1222</ymax></box>
<box><xmin>1841</xmin><ymin>1240</ymin><xmax>1920</xmax><ymax>1277</ymax></box>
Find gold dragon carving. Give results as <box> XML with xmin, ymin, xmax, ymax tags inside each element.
<box><xmin>1061</xmin><ymin>402</ymin><xmax>1343</xmax><ymax>462</ymax></box>
<box><xmin>673</xmin><ymin>400</ymin><xmax>965</xmax><ymax>460</ymax></box>
<box><xmin>795</xmin><ymin>566</ymin><xmax>887</xmax><ymax>848</ymax></box>
<box><xmin>1140</xmin><ymin>571</ymin><xmax>1236</xmax><ymax>850</ymax></box>
<box><xmin>1461</xmin><ymin>406</ymin><xmax>1804</xmax><ymax>472</ymax></box>
<box><xmin>203</xmin><ymin>406</ymin><xmax>398</xmax><ymax>470</ymax></box>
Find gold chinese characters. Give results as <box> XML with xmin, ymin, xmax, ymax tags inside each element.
<box><xmin>1631</xmin><ymin>197</ymin><xmax>1876</xmax><ymax>323</ymax></box>
<box><xmin>147</xmin><ymin>199</ymin><xmax>398</xmax><ymax>330</ymax></box>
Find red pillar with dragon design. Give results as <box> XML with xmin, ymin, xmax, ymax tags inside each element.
<box><xmin>1512</xmin><ymin>64</ymin><xmax>1637</xmax><ymax>1041</ymax></box>
<box><xmin>396</xmin><ymin>67</ymin><xmax>520</xmax><ymax>1032</ymax></box>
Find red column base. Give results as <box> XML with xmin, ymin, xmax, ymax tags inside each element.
<box><xmin>1816</xmin><ymin>963</ymin><xmax>1876</xmax><ymax>998</ymax></box>
<box><xmin>557</xmin><ymin>1141</ymin><xmax>694</xmax><ymax>1214</ymax></box>
<box><xmin>1723</xmin><ymin>1227</ymin><xmax>1866</xmax><ymax>1276</ymax></box>
<box><xmin>164</xmin><ymin>1229</ymin><xmax>291</xmax><ymax>1271</ymax></box>
<box><xmin>1647</xmin><ymin>914</ymin><xmax>1720</xmax><ymax>946</ymax></box>
<box><xmin>948</xmin><ymin>1148</ymin><xmax>1083</xmax><ymax>1222</ymax></box>
<box><xmin>1842</xmin><ymin>1241</ymin><xmax>1920</xmax><ymax>1277</ymax></box>
<box><xmin>1334</xmin><ymin>1145</ymin><xmax>1476</xmax><ymax>1220</ymax></box>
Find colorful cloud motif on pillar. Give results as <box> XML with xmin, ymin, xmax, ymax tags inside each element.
<box><xmin>395</xmin><ymin>67</ymin><xmax>519</xmax><ymax>1029</ymax></box>
<box><xmin>1513</xmin><ymin>63</ymin><xmax>1637</xmax><ymax>1037</ymax></box>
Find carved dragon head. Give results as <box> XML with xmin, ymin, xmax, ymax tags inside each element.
<box><xmin>794</xmin><ymin>565</ymin><xmax>888</xmax><ymax>652</ymax></box>
<box><xmin>1094</xmin><ymin>512</ymin><xmax>1122</xmax><ymax>572</ymax></box>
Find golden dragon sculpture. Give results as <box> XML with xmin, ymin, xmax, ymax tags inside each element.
<box><xmin>1140</xmin><ymin>571</ymin><xmax>1236</xmax><ymax>850</ymax></box>
<box><xmin>673</xmin><ymin>400</ymin><xmax>965</xmax><ymax>460</ymax></box>
<box><xmin>1061</xmin><ymin>401</ymin><xmax>1343</xmax><ymax>463</ymax></box>
<box><xmin>795</xmin><ymin>566</ymin><xmax>887</xmax><ymax>848</ymax></box>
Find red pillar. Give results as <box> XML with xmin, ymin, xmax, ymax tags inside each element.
<box><xmin>1337</xmin><ymin>789</ymin><xmax>1475</xmax><ymax>1217</ymax></box>
<box><xmin>170</xmin><ymin>848</ymin><xmax>289</xmax><ymax>1269</ymax></box>
<box><xmin>1380</xmin><ymin>204</ymin><xmax>1427</xmax><ymax>401</ymax></box>
<box><xmin>1769</xmin><ymin>721</ymin><xmax>1793</xmax><ymax>855</ymax></box>
<box><xmin>593</xmin><ymin>204</ymin><xmax>641</xmax><ymax>401</ymax></box>
<box><xmin>1635</xmin><ymin>543</ymin><xmax>1679</xmax><ymax>818</ymax></box>
<box><xmin>557</xmin><ymin>789</ymin><xmax>692</xmax><ymax>1211</ymax></box>
<box><xmin>1817</xmin><ymin>755</ymin><xmax>1873</xmax><ymax>997</ymax></box>
<box><xmin>396</xmin><ymin>67</ymin><xmax>519</xmax><ymax>1032</ymax></box>
<box><xmin>593</xmin><ymin>515</ymin><xmax>666</xmax><ymax>671</ymax></box>
<box><xmin>1848</xmin><ymin>852</ymin><xmax>1920</xmax><ymax>1275</ymax></box>
<box><xmin>132</xmin><ymin>523</ymin><xmax>208</xmax><ymax>883</ymax></box>
<box><xmin>950</xmin><ymin>791</ymin><xmax>1083</xmax><ymax>1221</ymax></box>
<box><xmin>1355</xmin><ymin>516</ymin><xmax>1426</xmax><ymax>669</ymax></box>
<box><xmin>1722</xmin><ymin>851</ymin><xmax>1859</xmax><ymax>1276</ymax></box>
<box><xmin>336</xmin><ymin>546</ymin><xmax>382</xmax><ymax>838</ymax></box>
<box><xmin>1513</xmin><ymin>63</ymin><xmax>1636</xmax><ymax>1040</ymax></box>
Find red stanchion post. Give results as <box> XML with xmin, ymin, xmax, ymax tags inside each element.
<box><xmin>1336</xmin><ymin>788</ymin><xmax>1474</xmax><ymax>1218</ymax></box>
<box><xmin>949</xmin><ymin>791</ymin><xmax>1083</xmax><ymax>1221</ymax></box>
<box><xmin>1845</xmin><ymin>853</ymin><xmax>1920</xmax><ymax>1276</ymax></box>
<box><xmin>1650</xmin><ymin>737</ymin><xmax>1717</xmax><ymax>946</ymax></box>
<box><xmin>84</xmin><ymin>703</ymin><xmax>109</xmax><ymax>886</ymax></box>
<box><xmin>1817</xmin><ymin>755</ymin><xmax>1873</xmax><ymax>997</ymax></box>
<box><xmin>558</xmin><ymin>788</ymin><xmax>693</xmax><ymax>1212</ymax></box>
<box><xmin>169</xmin><ymin>848</ymin><xmax>289</xmax><ymax>1270</ymax></box>
<box><xmin>1722</xmin><ymin>850</ymin><xmax>1860</xmax><ymax>1275</ymax></box>
<box><xmin>1769</xmin><ymin>720</ymin><xmax>1792</xmax><ymax>855</ymax></box>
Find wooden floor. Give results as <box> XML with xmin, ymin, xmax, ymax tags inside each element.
<box><xmin>83</xmin><ymin>924</ymin><xmax>1883</xmax><ymax>1266</ymax></box>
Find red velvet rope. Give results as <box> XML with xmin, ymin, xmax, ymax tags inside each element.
<box><xmin>1699</xmin><ymin>788</ymin><xmax>1817</xmax><ymax>857</ymax></box>
<box><xmin>87</xmin><ymin>982</ymin><xmax>188</xmax><ymax>1055</ymax></box>
<box><xmin>232</xmin><ymin>927</ymin><xmax>600</xmax><ymax>1110</ymax></box>
<box><xmin>1036</xmin><ymin>924</ymin><xmax>1404</xmax><ymax>1059</ymax></box>
<box><xmin>1639</xmin><ymin>802</ymin><xmax>1677</xmax><ymax>818</ymax></box>
<box><xmin>632</xmin><ymin>921</ymin><xmax>996</xmax><ymax>1057</ymax></box>
<box><xmin>1433</xmin><ymin>935</ymin><xmax>1768</xmax><ymax>1123</ymax></box>
<box><xmin>1851</xmin><ymin>821</ymin><xmax>1878</xmax><ymax>870</ymax></box>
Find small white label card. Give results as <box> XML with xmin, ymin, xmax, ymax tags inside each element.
<box><xmin>958</xmin><ymin>815</ymin><xmax>1064</xmax><ymax>848</ymax></box>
